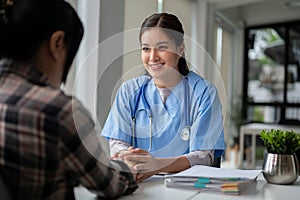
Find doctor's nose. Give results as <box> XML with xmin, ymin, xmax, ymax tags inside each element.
<box><xmin>149</xmin><ymin>49</ymin><xmax>159</xmax><ymax>61</ymax></box>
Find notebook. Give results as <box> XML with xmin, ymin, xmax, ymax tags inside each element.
<box><xmin>164</xmin><ymin>165</ymin><xmax>261</xmax><ymax>195</ymax></box>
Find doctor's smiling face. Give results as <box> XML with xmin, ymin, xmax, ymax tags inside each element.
<box><xmin>141</xmin><ymin>27</ymin><xmax>184</xmax><ymax>88</ymax></box>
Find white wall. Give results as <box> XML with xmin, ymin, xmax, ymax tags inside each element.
<box><xmin>74</xmin><ymin>0</ymin><xmax>100</xmax><ymax>124</ymax></box>
<box><xmin>164</xmin><ymin>0</ymin><xmax>192</xmax><ymax>37</ymax></box>
<box><xmin>190</xmin><ymin>0</ymin><xmax>208</xmax><ymax>76</ymax></box>
<box><xmin>96</xmin><ymin>0</ymin><xmax>125</xmax><ymax>129</ymax></box>
<box><xmin>62</xmin><ymin>0</ymin><xmax>100</xmax><ymax>125</ymax></box>
<box><xmin>65</xmin><ymin>0</ymin><xmax>76</xmax><ymax>8</ymax></box>
<box><xmin>122</xmin><ymin>0</ymin><xmax>157</xmax><ymax>83</ymax></box>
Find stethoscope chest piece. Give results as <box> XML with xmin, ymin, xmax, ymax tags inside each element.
<box><xmin>180</xmin><ymin>126</ymin><xmax>190</xmax><ymax>141</ymax></box>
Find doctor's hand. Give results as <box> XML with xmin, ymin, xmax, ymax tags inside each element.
<box><xmin>111</xmin><ymin>146</ymin><xmax>135</xmax><ymax>160</ymax></box>
<box><xmin>115</xmin><ymin>147</ymin><xmax>146</xmax><ymax>169</ymax></box>
<box><xmin>123</xmin><ymin>148</ymin><xmax>162</xmax><ymax>182</ymax></box>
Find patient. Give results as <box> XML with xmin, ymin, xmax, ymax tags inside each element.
<box><xmin>0</xmin><ymin>0</ymin><xmax>137</xmax><ymax>199</ymax></box>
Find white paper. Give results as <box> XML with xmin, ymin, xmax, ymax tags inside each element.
<box><xmin>166</xmin><ymin>165</ymin><xmax>262</xmax><ymax>179</ymax></box>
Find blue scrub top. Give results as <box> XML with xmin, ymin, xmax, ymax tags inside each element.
<box><xmin>101</xmin><ymin>71</ymin><xmax>225</xmax><ymax>158</ymax></box>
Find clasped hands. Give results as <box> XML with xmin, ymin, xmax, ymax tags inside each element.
<box><xmin>112</xmin><ymin>147</ymin><xmax>160</xmax><ymax>182</ymax></box>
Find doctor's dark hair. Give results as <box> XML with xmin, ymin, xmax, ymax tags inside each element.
<box><xmin>139</xmin><ymin>13</ymin><xmax>189</xmax><ymax>76</ymax></box>
<box><xmin>0</xmin><ymin>0</ymin><xmax>83</xmax><ymax>77</ymax></box>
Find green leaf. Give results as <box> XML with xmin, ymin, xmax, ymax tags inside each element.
<box><xmin>259</xmin><ymin>129</ymin><xmax>300</xmax><ymax>154</ymax></box>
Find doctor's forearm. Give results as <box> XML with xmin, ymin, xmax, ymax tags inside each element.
<box><xmin>109</xmin><ymin>139</ymin><xmax>130</xmax><ymax>157</ymax></box>
<box><xmin>156</xmin><ymin>156</ymin><xmax>190</xmax><ymax>173</ymax></box>
<box><xmin>185</xmin><ymin>150</ymin><xmax>214</xmax><ymax>166</ymax></box>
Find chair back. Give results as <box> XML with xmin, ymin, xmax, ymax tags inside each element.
<box><xmin>0</xmin><ymin>174</ymin><xmax>12</xmax><ymax>200</ymax></box>
<box><xmin>212</xmin><ymin>157</ymin><xmax>221</xmax><ymax>168</ymax></box>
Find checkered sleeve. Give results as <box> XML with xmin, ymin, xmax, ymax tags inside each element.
<box><xmin>59</xmin><ymin>99</ymin><xmax>138</xmax><ymax>199</ymax></box>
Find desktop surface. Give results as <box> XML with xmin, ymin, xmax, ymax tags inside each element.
<box><xmin>75</xmin><ymin>174</ymin><xmax>300</xmax><ymax>200</ymax></box>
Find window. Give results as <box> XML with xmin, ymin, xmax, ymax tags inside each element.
<box><xmin>243</xmin><ymin>21</ymin><xmax>300</xmax><ymax>124</ymax></box>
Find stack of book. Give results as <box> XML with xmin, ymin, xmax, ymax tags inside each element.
<box><xmin>164</xmin><ymin>165</ymin><xmax>261</xmax><ymax>195</ymax></box>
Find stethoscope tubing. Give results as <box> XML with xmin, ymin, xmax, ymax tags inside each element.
<box><xmin>131</xmin><ymin>76</ymin><xmax>190</xmax><ymax>151</ymax></box>
<box><xmin>132</xmin><ymin>80</ymin><xmax>152</xmax><ymax>150</ymax></box>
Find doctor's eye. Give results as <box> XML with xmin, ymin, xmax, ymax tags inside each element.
<box><xmin>158</xmin><ymin>45</ymin><xmax>168</xmax><ymax>51</ymax></box>
<box><xmin>142</xmin><ymin>47</ymin><xmax>150</xmax><ymax>51</ymax></box>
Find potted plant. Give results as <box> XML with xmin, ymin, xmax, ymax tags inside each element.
<box><xmin>260</xmin><ymin>129</ymin><xmax>300</xmax><ymax>184</ymax></box>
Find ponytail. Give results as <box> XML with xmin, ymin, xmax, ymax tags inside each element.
<box><xmin>178</xmin><ymin>53</ymin><xmax>189</xmax><ymax>76</ymax></box>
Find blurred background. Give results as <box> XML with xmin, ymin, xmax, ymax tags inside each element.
<box><xmin>64</xmin><ymin>0</ymin><xmax>300</xmax><ymax>169</ymax></box>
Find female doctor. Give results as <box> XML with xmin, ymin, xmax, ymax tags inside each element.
<box><xmin>101</xmin><ymin>13</ymin><xmax>225</xmax><ymax>182</ymax></box>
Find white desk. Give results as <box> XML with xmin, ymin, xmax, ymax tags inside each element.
<box><xmin>75</xmin><ymin>174</ymin><xmax>300</xmax><ymax>200</ymax></box>
<box><xmin>239</xmin><ymin>123</ymin><xmax>300</xmax><ymax>169</ymax></box>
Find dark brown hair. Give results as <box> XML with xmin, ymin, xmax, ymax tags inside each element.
<box><xmin>0</xmin><ymin>0</ymin><xmax>84</xmax><ymax>83</ymax></box>
<box><xmin>139</xmin><ymin>13</ymin><xmax>189</xmax><ymax>76</ymax></box>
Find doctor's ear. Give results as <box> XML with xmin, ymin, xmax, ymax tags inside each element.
<box><xmin>49</xmin><ymin>30</ymin><xmax>66</xmax><ymax>61</ymax></box>
<box><xmin>177</xmin><ymin>42</ymin><xmax>185</xmax><ymax>57</ymax></box>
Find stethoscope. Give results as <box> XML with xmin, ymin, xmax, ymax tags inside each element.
<box><xmin>131</xmin><ymin>77</ymin><xmax>191</xmax><ymax>151</ymax></box>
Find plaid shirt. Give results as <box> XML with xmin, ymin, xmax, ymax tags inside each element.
<box><xmin>0</xmin><ymin>59</ymin><xmax>138</xmax><ymax>199</ymax></box>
